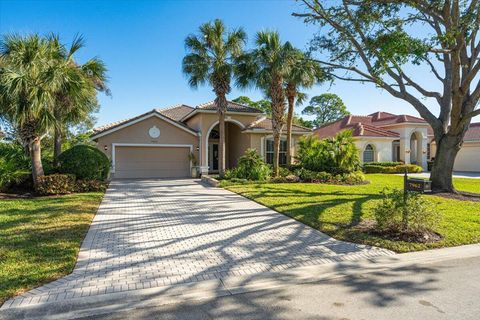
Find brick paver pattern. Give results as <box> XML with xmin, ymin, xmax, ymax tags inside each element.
<box><xmin>2</xmin><ymin>179</ymin><xmax>393</xmax><ymax>308</ymax></box>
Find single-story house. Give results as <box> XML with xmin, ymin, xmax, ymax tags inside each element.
<box><xmin>313</xmin><ymin>111</ymin><xmax>480</xmax><ymax>172</ymax></box>
<box><xmin>91</xmin><ymin>101</ymin><xmax>311</xmax><ymax>179</ymax></box>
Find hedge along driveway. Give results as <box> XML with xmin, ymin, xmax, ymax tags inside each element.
<box><xmin>0</xmin><ymin>192</ymin><xmax>104</xmax><ymax>304</ymax></box>
<box><xmin>226</xmin><ymin>174</ymin><xmax>480</xmax><ymax>253</ymax></box>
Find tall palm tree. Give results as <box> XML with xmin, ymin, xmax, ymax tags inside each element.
<box><xmin>50</xmin><ymin>34</ymin><xmax>109</xmax><ymax>165</ymax></box>
<box><xmin>284</xmin><ymin>49</ymin><xmax>323</xmax><ymax>164</ymax></box>
<box><xmin>235</xmin><ymin>31</ymin><xmax>294</xmax><ymax>176</ymax></box>
<box><xmin>182</xmin><ymin>19</ymin><xmax>246</xmax><ymax>176</ymax></box>
<box><xmin>0</xmin><ymin>34</ymin><xmax>65</xmax><ymax>185</ymax></box>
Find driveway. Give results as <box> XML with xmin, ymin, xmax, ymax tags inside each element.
<box><xmin>2</xmin><ymin>179</ymin><xmax>392</xmax><ymax>309</ymax></box>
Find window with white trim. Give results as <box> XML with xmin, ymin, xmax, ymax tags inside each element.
<box><xmin>266</xmin><ymin>139</ymin><xmax>287</xmax><ymax>165</ymax></box>
<box><xmin>363</xmin><ymin>144</ymin><xmax>374</xmax><ymax>163</ymax></box>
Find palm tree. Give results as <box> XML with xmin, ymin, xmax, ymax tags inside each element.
<box><xmin>182</xmin><ymin>19</ymin><xmax>246</xmax><ymax>176</ymax></box>
<box><xmin>235</xmin><ymin>31</ymin><xmax>294</xmax><ymax>176</ymax></box>
<box><xmin>0</xmin><ymin>34</ymin><xmax>64</xmax><ymax>185</ymax></box>
<box><xmin>50</xmin><ymin>34</ymin><xmax>109</xmax><ymax>165</ymax></box>
<box><xmin>284</xmin><ymin>49</ymin><xmax>323</xmax><ymax>164</ymax></box>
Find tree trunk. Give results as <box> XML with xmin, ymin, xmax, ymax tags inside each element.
<box><xmin>286</xmin><ymin>85</ymin><xmax>296</xmax><ymax>165</ymax></box>
<box><xmin>430</xmin><ymin>134</ymin><xmax>463</xmax><ymax>192</ymax></box>
<box><xmin>272</xmin><ymin>126</ymin><xmax>281</xmax><ymax>176</ymax></box>
<box><xmin>29</xmin><ymin>138</ymin><xmax>45</xmax><ymax>187</ymax></box>
<box><xmin>218</xmin><ymin>110</ymin><xmax>226</xmax><ymax>176</ymax></box>
<box><xmin>54</xmin><ymin>126</ymin><xmax>62</xmax><ymax>167</ymax></box>
<box><xmin>270</xmin><ymin>75</ymin><xmax>286</xmax><ymax>177</ymax></box>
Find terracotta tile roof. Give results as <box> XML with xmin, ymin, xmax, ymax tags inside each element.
<box><xmin>196</xmin><ymin>100</ymin><xmax>263</xmax><ymax>113</ymax></box>
<box><xmin>464</xmin><ymin>122</ymin><xmax>480</xmax><ymax>141</ymax></box>
<box><xmin>92</xmin><ymin>107</ymin><xmax>198</xmax><ymax>137</ymax></box>
<box><xmin>368</xmin><ymin>111</ymin><xmax>426</xmax><ymax>125</ymax></box>
<box><xmin>314</xmin><ymin>114</ymin><xmax>401</xmax><ymax>139</ymax></box>
<box><xmin>157</xmin><ymin>104</ymin><xmax>194</xmax><ymax>121</ymax></box>
<box><xmin>244</xmin><ymin>117</ymin><xmax>312</xmax><ymax>133</ymax></box>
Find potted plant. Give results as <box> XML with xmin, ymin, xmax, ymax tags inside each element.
<box><xmin>188</xmin><ymin>152</ymin><xmax>200</xmax><ymax>178</ymax></box>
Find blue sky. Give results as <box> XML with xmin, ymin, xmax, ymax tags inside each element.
<box><xmin>0</xmin><ymin>0</ymin><xmax>441</xmax><ymax>127</ymax></box>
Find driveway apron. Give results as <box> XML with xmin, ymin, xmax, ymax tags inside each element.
<box><xmin>1</xmin><ymin>179</ymin><xmax>393</xmax><ymax>309</ymax></box>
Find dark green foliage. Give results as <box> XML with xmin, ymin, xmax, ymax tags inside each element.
<box><xmin>0</xmin><ymin>143</ymin><xmax>30</xmax><ymax>190</ymax></box>
<box><xmin>295</xmin><ymin>168</ymin><xmax>365</xmax><ymax>185</ymax></box>
<box><xmin>224</xmin><ymin>149</ymin><xmax>271</xmax><ymax>181</ymax></box>
<box><xmin>74</xmin><ymin>180</ymin><xmax>109</xmax><ymax>193</ymax></box>
<box><xmin>364</xmin><ymin>164</ymin><xmax>423</xmax><ymax>174</ymax></box>
<box><xmin>374</xmin><ymin>188</ymin><xmax>440</xmax><ymax>233</ymax></box>
<box><xmin>58</xmin><ymin>145</ymin><xmax>110</xmax><ymax>180</ymax></box>
<box><xmin>302</xmin><ymin>93</ymin><xmax>349</xmax><ymax>127</ymax></box>
<box><xmin>365</xmin><ymin>162</ymin><xmax>402</xmax><ymax>167</ymax></box>
<box><xmin>297</xmin><ymin>130</ymin><xmax>360</xmax><ymax>174</ymax></box>
<box><xmin>36</xmin><ymin>174</ymin><xmax>76</xmax><ymax>195</ymax></box>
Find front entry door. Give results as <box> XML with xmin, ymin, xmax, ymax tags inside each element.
<box><xmin>211</xmin><ymin>143</ymin><xmax>219</xmax><ymax>171</ymax></box>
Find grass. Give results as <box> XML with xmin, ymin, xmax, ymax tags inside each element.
<box><xmin>226</xmin><ymin>174</ymin><xmax>480</xmax><ymax>253</ymax></box>
<box><xmin>0</xmin><ymin>193</ymin><xmax>104</xmax><ymax>304</ymax></box>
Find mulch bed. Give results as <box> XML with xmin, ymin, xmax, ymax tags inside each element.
<box><xmin>430</xmin><ymin>190</ymin><xmax>480</xmax><ymax>202</ymax></box>
<box><xmin>354</xmin><ymin>219</ymin><xmax>443</xmax><ymax>243</ymax></box>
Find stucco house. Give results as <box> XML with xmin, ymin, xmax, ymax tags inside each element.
<box><xmin>91</xmin><ymin>101</ymin><xmax>311</xmax><ymax>179</ymax></box>
<box><xmin>313</xmin><ymin>111</ymin><xmax>480</xmax><ymax>172</ymax></box>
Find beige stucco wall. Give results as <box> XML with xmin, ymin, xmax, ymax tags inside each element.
<box><xmin>355</xmin><ymin>138</ymin><xmax>396</xmax><ymax>164</ymax></box>
<box><xmin>94</xmin><ymin>115</ymin><xmax>200</xmax><ymax>164</ymax></box>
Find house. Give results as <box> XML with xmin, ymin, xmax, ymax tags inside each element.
<box><xmin>313</xmin><ymin>111</ymin><xmax>480</xmax><ymax>172</ymax></box>
<box><xmin>91</xmin><ymin>101</ymin><xmax>311</xmax><ymax>179</ymax></box>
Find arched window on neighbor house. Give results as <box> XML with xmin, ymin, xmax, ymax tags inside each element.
<box><xmin>363</xmin><ymin>144</ymin><xmax>375</xmax><ymax>163</ymax></box>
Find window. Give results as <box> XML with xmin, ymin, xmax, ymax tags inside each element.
<box><xmin>363</xmin><ymin>144</ymin><xmax>374</xmax><ymax>163</ymax></box>
<box><xmin>427</xmin><ymin>143</ymin><xmax>431</xmax><ymax>160</ymax></box>
<box><xmin>266</xmin><ymin>139</ymin><xmax>287</xmax><ymax>165</ymax></box>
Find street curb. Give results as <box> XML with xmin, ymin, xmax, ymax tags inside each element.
<box><xmin>1</xmin><ymin>243</ymin><xmax>479</xmax><ymax>320</ymax></box>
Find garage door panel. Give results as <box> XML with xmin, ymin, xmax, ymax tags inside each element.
<box><xmin>454</xmin><ymin>145</ymin><xmax>480</xmax><ymax>172</ymax></box>
<box><xmin>115</xmin><ymin>146</ymin><xmax>190</xmax><ymax>179</ymax></box>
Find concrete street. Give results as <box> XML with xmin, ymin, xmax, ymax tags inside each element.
<box><xmin>78</xmin><ymin>254</ymin><xmax>480</xmax><ymax>320</ymax></box>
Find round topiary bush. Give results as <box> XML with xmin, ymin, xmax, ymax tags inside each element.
<box><xmin>58</xmin><ymin>145</ymin><xmax>110</xmax><ymax>180</ymax></box>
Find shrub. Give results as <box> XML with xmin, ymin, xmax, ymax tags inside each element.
<box><xmin>364</xmin><ymin>163</ymin><xmax>423</xmax><ymax>174</ymax></box>
<box><xmin>297</xmin><ymin>131</ymin><xmax>360</xmax><ymax>174</ymax></box>
<box><xmin>36</xmin><ymin>174</ymin><xmax>76</xmax><ymax>195</ymax></box>
<box><xmin>373</xmin><ymin>188</ymin><xmax>440</xmax><ymax>234</ymax></box>
<box><xmin>0</xmin><ymin>143</ymin><xmax>31</xmax><ymax>190</ymax></box>
<box><xmin>58</xmin><ymin>145</ymin><xmax>110</xmax><ymax>180</ymax></box>
<box><xmin>367</xmin><ymin>162</ymin><xmax>402</xmax><ymax>167</ymax></box>
<box><xmin>277</xmin><ymin>166</ymin><xmax>293</xmax><ymax>177</ymax></box>
<box><xmin>295</xmin><ymin>168</ymin><xmax>365</xmax><ymax>185</ymax></box>
<box><xmin>226</xmin><ymin>149</ymin><xmax>271</xmax><ymax>181</ymax></box>
<box><xmin>75</xmin><ymin>179</ymin><xmax>109</xmax><ymax>193</ymax></box>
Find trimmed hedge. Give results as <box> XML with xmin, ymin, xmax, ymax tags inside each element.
<box><xmin>365</xmin><ymin>162</ymin><xmax>402</xmax><ymax>167</ymax></box>
<box><xmin>364</xmin><ymin>164</ymin><xmax>423</xmax><ymax>174</ymax></box>
<box><xmin>75</xmin><ymin>179</ymin><xmax>109</xmax><ymax>192</ymax></box>
<box><xmin>58</xmin><ymin>145</ymin><xmax>110</xmax><ymax>180</ymax></box>
<box><xmin>36</xmin><ymin>174</ymin><xmax>76</xmax><ymax>195</ymax></box>
<box><xmin>295</xmin><ymin>168</ymin><xmax>366</xmax><ymax>185</ymax></box>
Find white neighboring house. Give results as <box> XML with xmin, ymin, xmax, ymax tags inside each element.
<box><xmin>313</xmin><ymin>111</ymin><xmax>480</xmax><ymax>172</ymax></box>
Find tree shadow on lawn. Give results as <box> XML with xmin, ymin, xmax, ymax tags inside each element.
<box><xmin>231</xmin><ymin>184</ymin><xmax>384</xmax><ymax>230</ymax></box>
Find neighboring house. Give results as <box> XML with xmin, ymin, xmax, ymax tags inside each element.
<box><xmin>91</xmin><ymin>101</ymin><xmax>311</xmax><ymax>179</ymax></box>
<box><xmin>313</xmin><ymin>111</ymin><xmax>480</xmax><ymax>172</ymax></box>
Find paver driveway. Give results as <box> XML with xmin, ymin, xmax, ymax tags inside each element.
<box><xmin>2</xmin><ymin>179</ymin><xmax>393</xmax><ymax>309</ymax></box>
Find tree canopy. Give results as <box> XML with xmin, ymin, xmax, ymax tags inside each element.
<box><xmin>302</xmin><ymin>93</ymin><xmax>350</xmax><ymax>127</ymax></box>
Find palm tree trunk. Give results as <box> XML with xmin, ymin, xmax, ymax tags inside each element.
<box><xmin>218</xmin><ymin>110</ymin><xmax>226</xmax><ymax>176</ymax></box>
<box><xmin>286</xmin><ymin>84</ymin><xmax>296</xmax><ymax>165</ymax></box>
<box><xmin>29</xmin><ymin>137</ymin><xmax>44</xmax><ymax>187</ymax></box>
<box><xmin>54</xmin><ymin>126</ymin><xmax>62</xmax><ymax>166</ymax></box>
<box><xmin>270</xmin><ymin>75</ymin><xmax>286</xmax><ymax>177</ymax></box>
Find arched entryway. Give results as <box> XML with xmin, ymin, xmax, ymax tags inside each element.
<box><xmin>409</xmin><ymin>131</ymin><xmax>423</xmax><ymax>165</ymax></box>
<box><xmin>205</xmin><ymin>120</ymin><xmax>246</xmax><ymax>173</ymax></box>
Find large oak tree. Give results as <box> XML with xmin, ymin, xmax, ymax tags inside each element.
<box><xmin>294</xmin><ymin>0</ymin><xmax>480</xmax><ymax>192</ymax></box>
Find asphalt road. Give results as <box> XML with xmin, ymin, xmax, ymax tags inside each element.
<box><xmin>77</xmin><ymin>255</ymin><xmax>480</xmax><ymax>320</ymax></box>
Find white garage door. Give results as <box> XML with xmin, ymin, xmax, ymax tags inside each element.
<box><xmin>114</xmin><ymin>146</ymin><xmax>190</xmax><ymax>179</ymax></box>
<box><xmin>454</xmin><ymin>143</ymin><xmax>480</xmax><ymax>172</ymax></box>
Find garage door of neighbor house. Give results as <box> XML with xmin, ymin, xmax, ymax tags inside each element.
<box><xmin>114</xmin><ymin>146</ymin><xmax>190</xmax><ymax>179</ymax></box>
<box><xmin>454</xmin><ymin>144</ymin><xmax>480</xmax><ymax>172</ymax></box>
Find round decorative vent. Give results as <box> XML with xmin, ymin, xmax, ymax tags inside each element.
<box><xmin>148</xmin><ymin>125</ymin><xmax>160</xmax><ymax>138</ymax></box>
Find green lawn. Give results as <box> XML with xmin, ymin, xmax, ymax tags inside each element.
<box><xmin>226</xmin><ymin>174</ymin><xmax>480</xmax><ymax>253</ymax></box>
<box><xmin>0</xmin><ymin>193</ymin><xmax>104</xmax><ymax>304</ymax></box>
